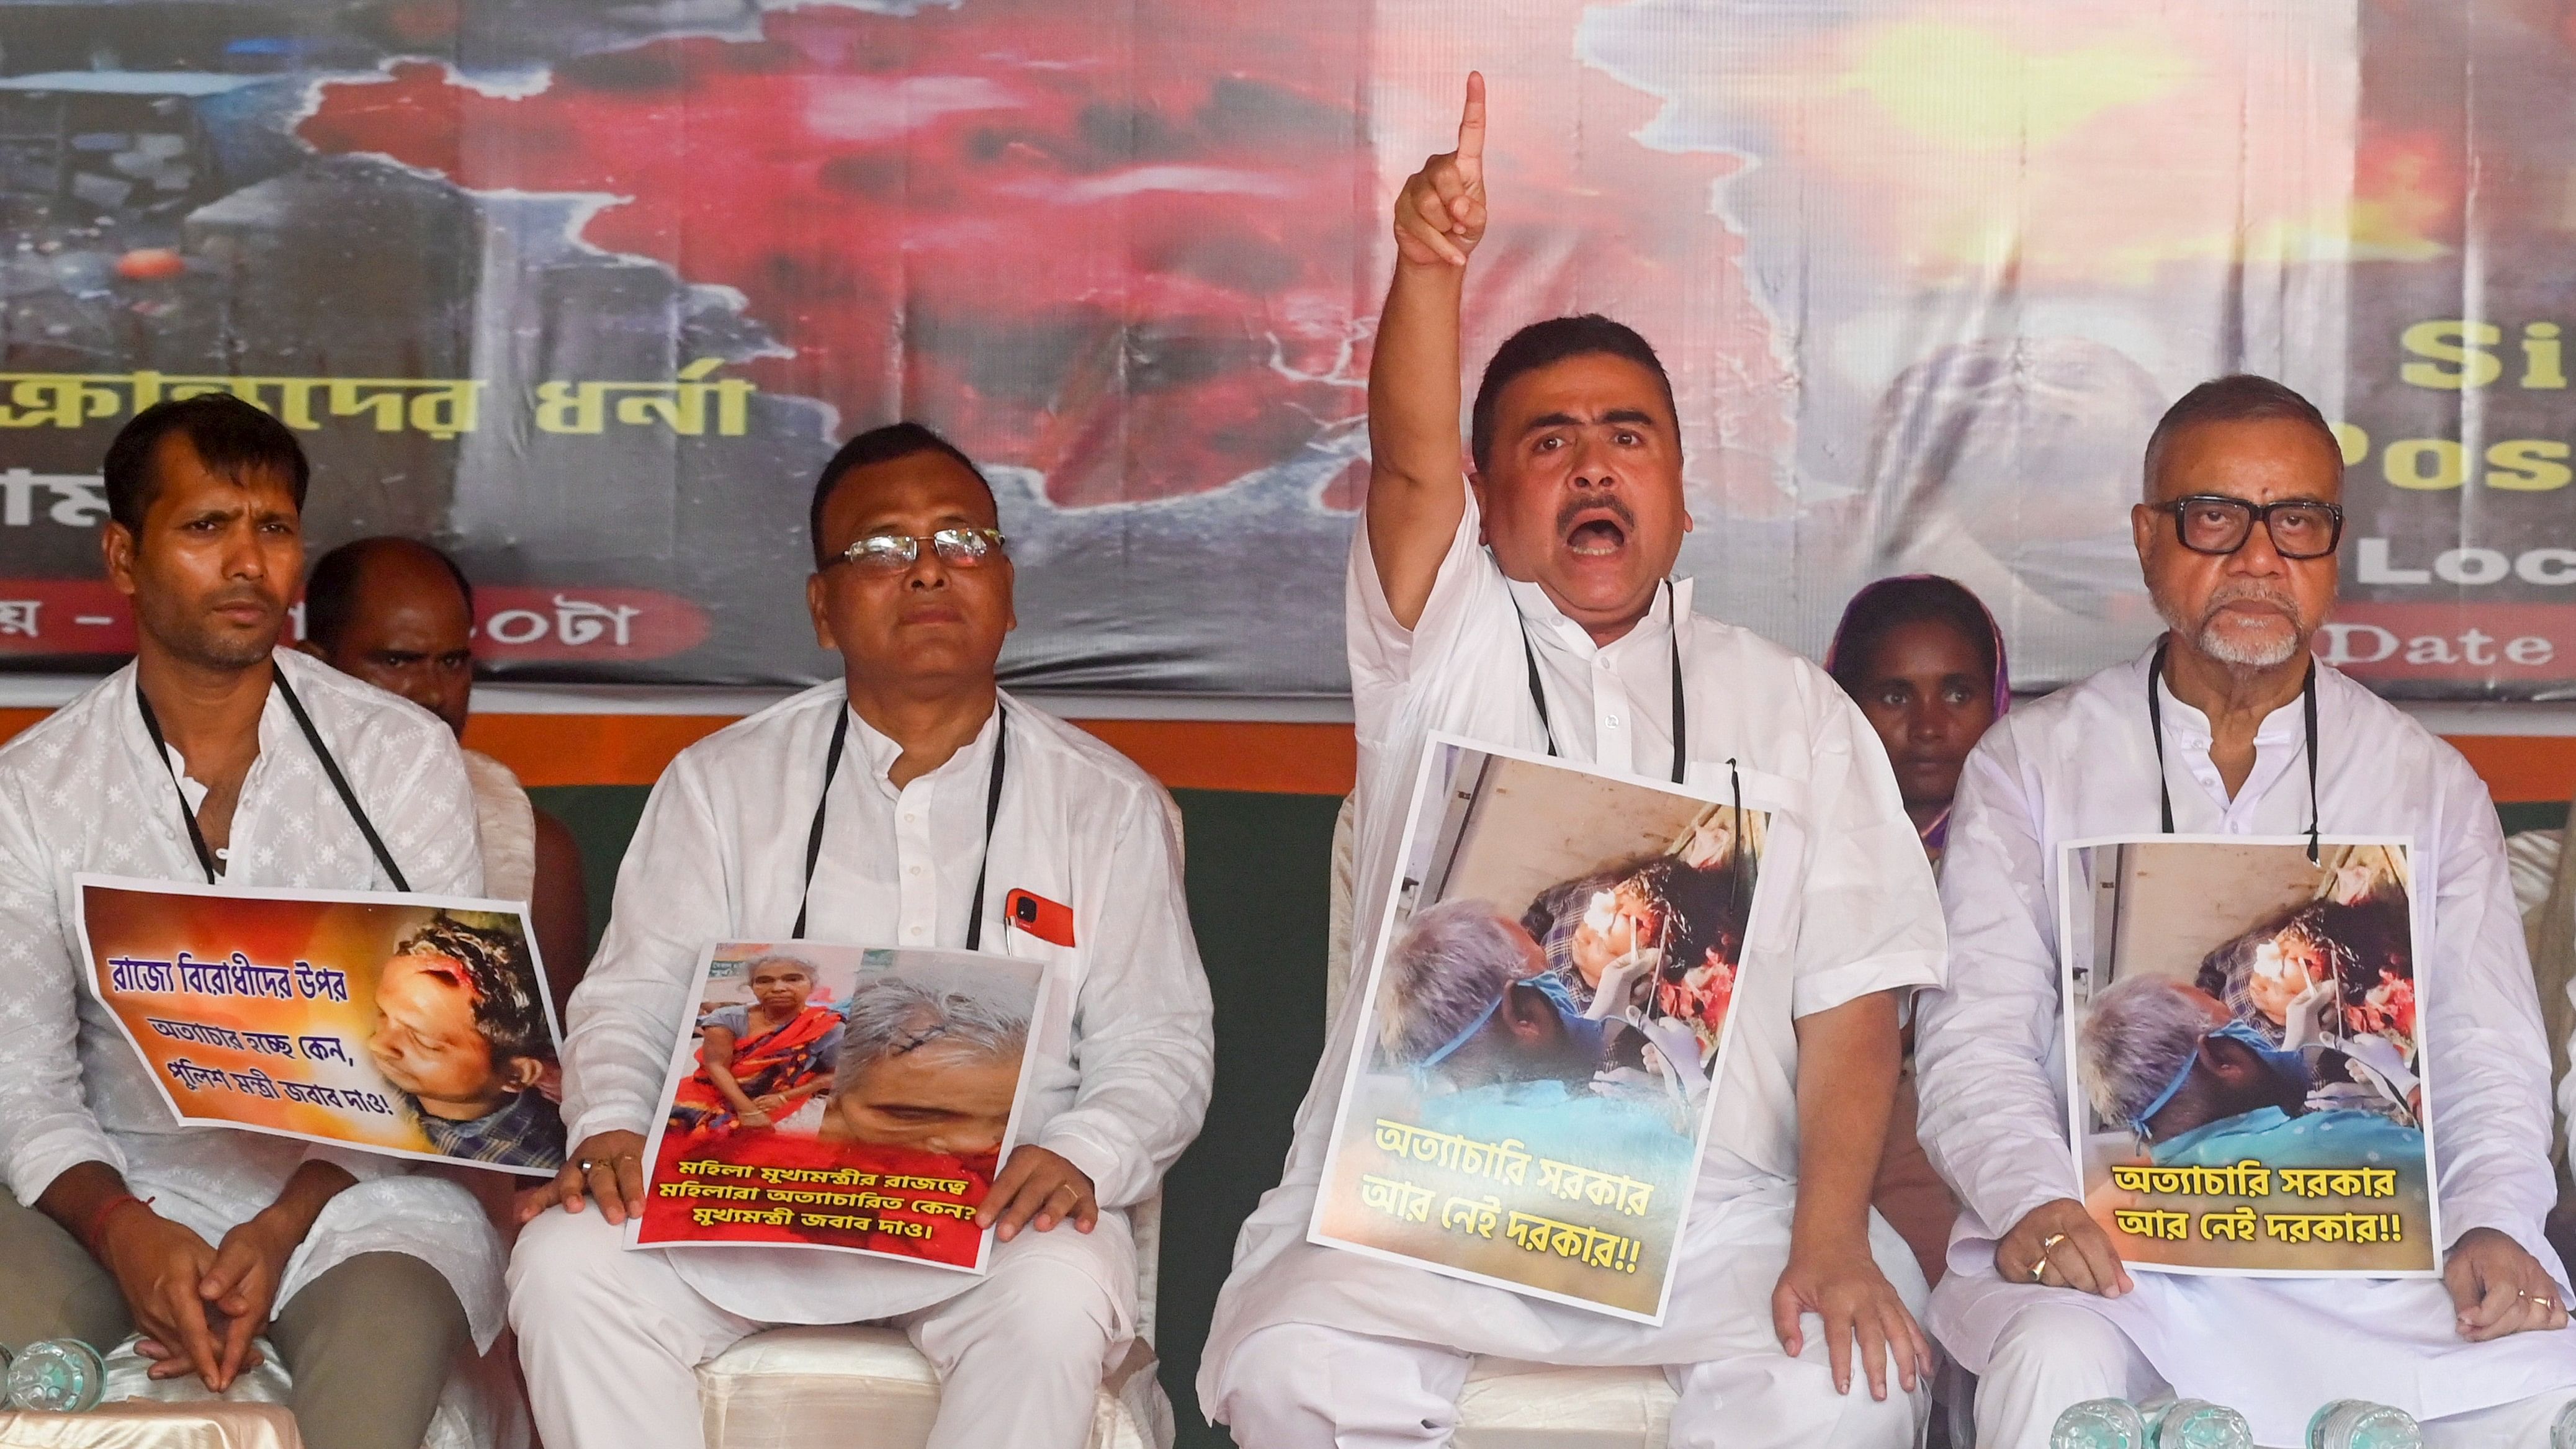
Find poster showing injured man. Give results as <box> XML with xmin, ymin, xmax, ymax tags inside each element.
<box><xmin>1311</xmin><ymin>733</ymin><xmax>1767</xmax><ymax>1322</ymax></box>
<box><xmin>631</xmin><ymin>944</ymin><xmax>1048</xmax><ymax>1272</ymax></box>
<box><xmin>78</xmin><ymin>875</ymin><xmax>565</xmax><ymax>1175</ymax></box>
<box><xmin>2060</xmin><ymin>836</ymin><xmax>2434</xmax><ymax>1276</ymax></box>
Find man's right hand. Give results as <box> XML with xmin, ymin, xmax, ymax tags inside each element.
<box><xmin>1995</xmin><ymin>1198</ymin><xmax>2133</xmax><ymax>1297</ymax></box>
<box><xmin>518</xmin><ymin>1129</ymin><xmax>649</xmax><ymax>1226</ymax></box>
<box><xmin>96</xmin><ymin>1205</ymin><xmax>228</xmax><ymax>1388</ymax></box>
<box><xmin>1391</xmin><ymin>73</ymin><xmax>1487</xmax><ymax>268</ymax></box>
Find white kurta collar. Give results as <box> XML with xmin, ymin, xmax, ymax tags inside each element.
<box><xmin>1501</xmin><ymin>568</ymin><xmax>1686</xmax><ymax>660</ymax></box>
<box><xmin>845</xmin><ymin>698</ymin><xmax>1002</xmax><ymax>802</ymax></box>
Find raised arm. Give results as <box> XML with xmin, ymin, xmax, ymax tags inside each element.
<box><xmin>1367</xmin><ymin>72</ymin><xmax>1488</xmax><ymax>629</ymax></box>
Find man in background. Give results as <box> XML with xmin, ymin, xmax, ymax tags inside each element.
<box><xmin>302</xmin><ymin>537</ymin><xmax>590</xmax><ymax>1010</ymax></box>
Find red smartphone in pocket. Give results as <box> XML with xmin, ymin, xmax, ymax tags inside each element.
<box><xmin>1003</xmin><ymin>888</ymin><xmax>1076</xmax><ymax>948</ymax></box>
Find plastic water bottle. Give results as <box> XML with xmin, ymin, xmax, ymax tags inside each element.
<box><xmin>2152</xmin><ymin>1399</ymin><xmax>2255</xmax><ymax>1449</ymax></box>
<box><xmin>5</xmin><ymin>1338</ymin><xmax>105</xmax><ymax>1412</ymax></box>
<box><xmin>2307</xmin><ymin>1399</ymin><xmax>2421</xmax><ymax>1449</ymax></box>
<box><xmin>2549</xmin><ymin>1396</ymin><xmax>2576</xmax><ymax>1449</ymax></box>
<box><xmin>2052</xmin><ymin>1399</ymin><xmax>2149</xmax><ymax>1449</ymax></box>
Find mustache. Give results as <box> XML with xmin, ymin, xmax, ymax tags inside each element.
<box><xmin>2198</xmin><ymin>580</ymin><xmax>2302</xmax><ymax>622</ymax></box>
<box><xmin>1555</xmin><ymin>495</ymin><xmax>1638</xmax><ymax>536</ymax></box>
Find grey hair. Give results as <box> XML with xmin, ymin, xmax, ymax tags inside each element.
<box><xmin>832</xmin><ymin>973</ymin><xmax>1030</xmax><ymax>1097</ymax></box>
<box><xmin>2140</xmin><ymin>374</ymin><xmax>2342</xmax><ymax>503</ymax></box>
<box><xmin>738</xmin><ymin>953</ymin><xmax>819</xmax><ymax>982</ymax></box>
<box><xmin>2078</xmin><ymin>977</ymin><xmax>2214</xmax><ymax>1127</ymax></box>
<box><xmin>1377</xmin><ymin>899</ymin><xmax>1526</xmax><ymax>1066</ymax></box>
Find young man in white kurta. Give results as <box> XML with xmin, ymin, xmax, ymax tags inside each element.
<box><xmin>1914</xmin><ymin>379</ymin><xmax>2576</xmax><ymax>1447</ymax></box>
<box><xmin>0</xmin><ymin>398</ymin><xmax>505</xmax><ymax>1449</ymax></box>
<box><xmin>506</xmin><ymin>426</ymin><xmax>1214</xmax><ymax>1449</ymax></box>
<box><xmin>0</xmin><ymin>655</ymin><xmax>506</xmax><ymax>1438</ymax></box>
<box><xmin>1202</xmin><ymin>77</ymin><xmax>1943</xmax><ymax>1449</ymax></box>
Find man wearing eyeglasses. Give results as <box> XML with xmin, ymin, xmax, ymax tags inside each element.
<box><xmin>506</xmin><ymin>422</ymin><xmax>1214</xmax><ymax>1449</ymax></box>
<box><xmin>1914</xmin><ymin>375</ymin><xmax>2576</xmax><ymax>1447</ymax></box>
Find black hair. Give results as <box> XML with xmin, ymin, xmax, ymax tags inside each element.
<box><xmin>102</xmin><ymin>395</ymin><xmax>311</xmax><ymax>535</ymax></box>
<box><xmin>1469</xmin><ymin>315</ymin><xmax>1679</xmax><ymax>475</ymax></box>
<box><xmin>395</xmin><ymin>913</ymin><xmax>550</xmax><ymax>1067</ymax></box>
<box><xmin>303</xmin><ymin>537</ymin><xmax>475</xmax><ymax>651</ymax></box>
<box><xmin>2140</xmin><ymin>374</ymin><xmax>2344</xmax><ymax>501</ymax></box>
<box><xmin>808</xmin><ymin>421</ymin><xmax>990</xmax><ymax>567</ymax></box>
<box><xmin>1828</xmin><ymin>576</ymin><xmax>2000</xmax><ymax>702</ymax></box>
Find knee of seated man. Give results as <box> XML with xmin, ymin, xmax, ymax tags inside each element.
<box><xmin>963</xmin><ymin>1257</ymin><xmax>1118</xmax><ymax>1360</ymax></box>
<box><xmin>1214</xmin><ymin>1325</ymin><xmax>1346</xmax><ymax>1427</ymax></box>
<box><xmin>1988</xmin><ymin>1301</ymin><xmax>2136</xmax><ymax>1375</ymax></box>
<box><xmin>507</xmin><ymin>1206</ymin><xmax>634</xmax><ymax>1319</ymax></box>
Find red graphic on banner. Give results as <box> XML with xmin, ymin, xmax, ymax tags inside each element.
<box><xmin>295</xmin><ymin>0</ymin><xmax>1787</xmax><ymax>511</ymax></box>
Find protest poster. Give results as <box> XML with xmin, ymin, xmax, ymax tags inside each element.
<box><xmin>1309</xmin><ymin>734</ymin><xmax>1767</xmax><ymax>1322</ymax></box>
<box><xmin>2060</xmin><ymin>836</ymin><xmax>2435</xmax><ymax>1276</ymax></box>
<box><xmin>629</xmin><ymin>944</ymin><xmax>1049</xmax><ymax>1271</ymax></box>
<box><xmin>78</xmin><ymin>875</ymin><xmax>566</xmax><ymax>1176</ymax></box>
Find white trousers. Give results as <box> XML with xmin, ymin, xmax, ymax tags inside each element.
<box><xmin>508</xmin><ymin>1207</ymin><xmax>1122</xmax><ymax>1449</ymax></box>
<box><xmin>1978</xmin><ymin>1301</ymin><xmax>2576</xmax><ymax>1449</ymax></box>
<box><xmin>1215</xmin><ymin>1319</ymin><xmax>1921</xmax><ymax>1449</ymax></box>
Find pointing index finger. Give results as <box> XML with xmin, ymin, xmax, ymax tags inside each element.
<box><xmin>1456</xmin><ymin>72</ymin><xmax>1487</xmax><ymax>174</ymax></box>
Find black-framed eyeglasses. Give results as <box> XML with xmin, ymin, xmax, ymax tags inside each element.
<box><xmin>2159</xmin><ymin>495</ymin><xmax>2343</xmax><ymax>560</ymax></box>
<box><xmin>830</xmin><ymin>527</ymin><xmax>1007</xmax><ymax>574</ymax></box>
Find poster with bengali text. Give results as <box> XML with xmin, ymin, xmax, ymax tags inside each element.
<box><xmin>1309</xmin><ymin>734</ymin><xmax>1767</xmax><ymax>1322</ymax></box>
<box><xmin>78</xmin><ymin>874</ymin><xmax>565</xmax><ymax>1176</ymax></box>
<box><xmin>629</xmin><ymin>943</ymin><xmax>1048</xmax><ymax>1271</ymax></box>
<box><xmin>2060</xmin><ymin>835</ymin><xmax>2434</xmax><ymax>1276</ymax></box>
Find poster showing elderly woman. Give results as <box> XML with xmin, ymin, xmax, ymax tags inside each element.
<box><xmin>2060</xmin><ymin>836</ymin><xmax>2434</xmax><ymax>1276</ymax></box>
<box><xmin>631</xmin><ymin>944</ymin><xmax>1049</xmax><ymax>1272</ymax></box>
<box><xmin>1309</xmin><ymin>734</ymin><xmax>1768</xmax><ymax>1322</ymax></box>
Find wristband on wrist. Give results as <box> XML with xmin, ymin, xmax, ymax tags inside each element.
<box><xmin>84</xmin><ymin>1191</ymin><xmax>154</xmax><ymax>1257</ymax></box>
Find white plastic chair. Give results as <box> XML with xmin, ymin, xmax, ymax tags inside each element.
<box><xmin>1324</xmin><ymin>795</ymin><xmax>1681</xmax><ymax>1449</ymax></box>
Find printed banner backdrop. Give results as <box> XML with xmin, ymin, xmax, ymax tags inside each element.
<box><xmin>78</xmin><ymin>876</ymin><xmax>567</xmax><ymax>1176</ymax></box>
<box><xmin>2059</xmin><ymin>837</ymin><xmax>2434</xmax><ymax>1276</ymax></box>
<box><xmin>1311</xmin><ymin>735</ymin><xmax>1764</xmax><ymax>1321</ymax></box>
<box><xmin>632</xmin><ymin>943</ymin><xmax>1047</xmax><ymax>1268</ymax></box>
<box><xmin>0</xmin><ymin>2</ymin><xmax>2569</xmax><ymax>697</ymax></box>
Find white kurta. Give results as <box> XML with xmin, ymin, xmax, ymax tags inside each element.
<box><xmin>555</xmin><ymin>686</ymin><xmax>1215</xmax><ymax>1326</ymax></box>
<box><xmin>1915</xmin><ymin>647</ymin><xmax>2576</xmax><ymax>1440</ymax></box>
<box><xmin>1199</xmin><ymin>496</ymin><xmax>1945</xmax><ymax>1399</ymax></box>
<box><xmin>461</xmin><ymin>749</ymin><xmax>537</xmax><ymax>905</ymax></box>
<box><xmin>0</xmin><ymin>651</ymin><xmax>506</xmax><ymax>1349</ymax></box>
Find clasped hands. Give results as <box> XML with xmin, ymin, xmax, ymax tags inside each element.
<box><xmin>524</xmin><ymin>1131</ymin><xmax>1095</xmax><ymax>1243</ymax></box>
<box><xmin>108</xmin><ymin>1202</ymin><xmax>299</xmax><ymax>1391</ymax></box>
<box><xmin>1999</xmin><ymin>1199</ymin><xmax>2567</xmax><ymax>1340</ymax></box>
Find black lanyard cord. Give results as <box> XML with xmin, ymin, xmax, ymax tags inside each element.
<box><xmin>2145</xmin><ymin>639</ymin><xmax>2321</xmax><ymax>864</ymax></box>
<box><xmin>794</xmin><ymin>701</ymin><xmax>1007</xmax><ymax>948</ymax></box>
<box><xmin>137</xmin><ymin>669</ymin><xmax>410</xmax><ymax>890</ymax></box>
<box><xmin>1519</xmin><ymin>580</ymin><xmax>1687</xmax><ymax>786</ymax></box>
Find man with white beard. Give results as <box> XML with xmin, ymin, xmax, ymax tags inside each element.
<box><xmin>1915</xmin><ymin>374</ymin><xmax>2576</xmax><ymax>1447</ymax></box>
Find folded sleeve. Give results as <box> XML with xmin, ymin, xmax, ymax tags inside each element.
<box><xmin>2419</xmin><ymin>754</ymin><xmax>2562</xmax><ymax>1272</ymax></box>
<box><xmin>1346</xmin><ymin>486</ymin><xmax>1498</xmax><ymax>754</ymax></box>
<box><xmin>0</xmin><ymin>791</ymin><xmax>121</xmax><ymax>1204</ymax></box>
<box><xmin>560</xmin><ymin>761</ymin><xmax>731</xmax><ymax>1146</ymax></box>
<box><xmin>1913</xmin><ymin>719</ymin><xmax>2088</xmax><ymax>1237</ymax></box>
<box><xmin>1785</xmin><ymin>682</ymin><xmax>1945</xmax><ymax>1017</ymax></box>
<box><xmin>1033</xmin><ymin>784</ymin><xmax>1216</xmax><ymax>1209</ymax></box>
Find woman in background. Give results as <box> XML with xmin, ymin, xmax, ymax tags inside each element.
<box><xmin>1827</xmin><ymin>574</ymin><xmax>2008</xmax><ymax>1285</ymax></box>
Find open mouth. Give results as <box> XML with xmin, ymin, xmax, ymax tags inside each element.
<box><xmin>1564</xmin><ymin>515</ymin><xmax>1629</xmax><ymax>557</ymax></box>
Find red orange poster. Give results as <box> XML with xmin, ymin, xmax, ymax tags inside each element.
<box><xmin>78</xmin><ymin>875</ymin><xmax>566</xmax><ymax>1175</ymax></box>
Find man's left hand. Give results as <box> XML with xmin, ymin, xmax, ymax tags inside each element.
<box><xmin>2445</xmin><ymin>1226</ymin><xmax>2570</xmax><ymax>1341</ymax></box>
<box><xmin>975</xmin><ymin>1146</ymin><xmax>1097</xmax><ymax>1242</ymax></box>
<box><xmin>1770</xmin><ymin>1242</ymin><xmax>1931</xmax><ymax>1401</ymax></box>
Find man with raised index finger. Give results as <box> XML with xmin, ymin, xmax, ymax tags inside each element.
<box><xmin>1201</xmin><ymin>74</ymin><xmax>1945</xmax><ymax>1449</ymax></box>
<box><xmin>1914</xmin><ymin>375</ymin><xmax>2576</xmax><ymax>1447</ymax></box>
